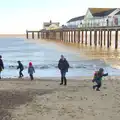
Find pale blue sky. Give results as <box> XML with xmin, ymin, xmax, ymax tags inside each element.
<box><xmin>0</xmin><ymin>0</ymin><xmax>119</xmax><ymax>34</ymax></box>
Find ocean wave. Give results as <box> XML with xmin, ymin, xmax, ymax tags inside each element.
<box><xmin>5</xmin><ymin>63</ymin><xmax>106</xmax><ymax>70</ymax></box>
<box><xmin>2</xmin><ymin>59</ymin><xmax>108</xmax><ymax>70</ymax></box>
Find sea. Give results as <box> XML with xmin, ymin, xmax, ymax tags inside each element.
<box><xmin>0</xmin><ymin>37</ymin><xmax>120</xmax><ymax>78</ymax></box>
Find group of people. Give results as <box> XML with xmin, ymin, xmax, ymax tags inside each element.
<box><xmin>17</xmin><ymin>61</ymin><xmax>35</xmax><ymax>80</ymax></box>
<box><xmin>0</xmin><ymin>55</ymin><xmax>108</xmax><ymax>91</ymax></box>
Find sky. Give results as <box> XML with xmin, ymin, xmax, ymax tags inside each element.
<box><xmin>0</xmin><ymin>0</ymin><xmax>120</xmax><ymax>34</ymax></box>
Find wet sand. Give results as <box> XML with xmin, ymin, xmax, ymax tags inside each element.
<box><xmin>0</xmin><ymin>77</ymin><xmax>120</xmax><ymax>120</ymax></box>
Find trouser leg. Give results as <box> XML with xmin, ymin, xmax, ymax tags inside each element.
<box><xmin>21</xmin><ymin>70</ymin><xmax>23</xmax><ymax>77</ymax></box>
<box><xmin>93</xmin><ymin>85</ymin><xmax>98</xmax><ymax>89</ymax></box>
<box><xmin>64</xmin><ymin>76</ymin><xmax>67</xmax><ymax>85</ymax></box>
<box><xmin>60</xmin><ymin>71</ymin><xmax>64</xmax><ymax>85</ymax></box>
<box><xmin>60</xmin><ymin>77</ymin><xmax>63</xmax><ymax>84</ymax></box>
<box><xmin>30</xmin><ymin>74</ymin><xmax>34</xmax><ymax>80</ymax></box>
<box><xmin>0</xmin><ymin>71</ymin><xmax>1</xmax><ymax>79</ymax></box>
<box><xmin>19</xmin><ymin>70</ymin><xmax>23</xmax><ymax>78</ymax></box>
<box><xmin>19</xmin><ymin>70</ymin><xmax>21</xmax><ymax>77</ymax></box>
<box><xmin>96</xmin><ymin>82</ymin><xmax>101</xmax><ymax>91</ymax></box>
<box><xmin>62</xmin><ymin>71</ymin><xmax>67</xmax><ymax>85</ymax></box>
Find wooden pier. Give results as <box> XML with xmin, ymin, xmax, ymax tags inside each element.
<box><xmin>26</xmin><ymin>26</ymin><xmax>120</xmax><ymax>49</ymax></box>
<box><xmin>26</xmin><ymin>30</ymin><xmax>41</xmax><ymax>39</ymax></box>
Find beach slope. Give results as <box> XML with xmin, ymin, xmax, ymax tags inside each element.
<box><xmin>0</xmin><ymin>78</ymin><xmax>120</xmax><ymax>120</ymax></box>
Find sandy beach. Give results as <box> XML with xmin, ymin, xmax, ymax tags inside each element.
<box><xmin>0</xmin><ymin>77</ymin><xmax>120</xmax><ymax>120</ymax></box>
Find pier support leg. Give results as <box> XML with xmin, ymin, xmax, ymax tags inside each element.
<box><xmin>85</xmin><ymin>31</ymin><xmax>87</xmax><ymax>45</ymax></box>
<box><xmin>38</xmin><ymin>32</ymin><xmax>40</xmax><ymax>39</ymax></box>
<box><xmin>99</xmin><ymin>30</ymin><xmax>100</xmax><ymax>45</ymax></box>
<box><xmin>55</xmin><ymin>31</ymin><xmax>56</xmax><ymax>40</ymax></box>
<box><xmin>115</xmin><ymin>30</ymin><xmax>118</xmax><ymax>49</ymax></box>
<box><xmin>107</xmin><ymin>30</ymin><xmax>110</xmax><ymax>48</ymax></box>
<box><xmin>61</xmin><ymin>31</ymin><xmax>63</xmax><ymax>41</ymax></box>
<box><xmin>94</xmin><ymin>30</ymin><xmax>97</xmax><ymax>46</ymax></box>
<box><xmin>78</xmin><ymin>31</ymin><xmax>80</xmax><ymax>43</ymax></box>
<box><xmin>82</xmin><ymin>31</ymin><xmax>83</xmax><ymax>44</ymax></box>
<box><xmin>63</xmin><ymin>31</ymin><xmax>65</xmax><ymax>42</ymax></box>
<box><xmin>74</xmin><ymin>31</ymin><xmax>76</xmax><ymax>43</ymax></box>
<box><xmin>109</xmin><ymin>31</ymin><xmax>112</xmax><ymax>46</ymax></box>
<box><xmin>100</xmin><ymin>30</ymin><xmax>103</xmax><ymax>47</ymax></box>
<box><xmin>71</xmin><ymin>31</ymin><xmax>73</xmax><ymax>43</ymax></box>
<box><xmin>32</xmin><ymin>32</ymin><xmax>34</xmax><ymax>39</ymax></box>
<box><xmin>90</xmin><ymin>30</ymin><xmax>92</xmax><ymax>46</ymax></box>
<box><xmin>69</xmin><ymin>31</ymin><xmax>70</xmax><ymax>42</ymax></box>
<box><xmin>26</xmin><ymin>31</ymin><xmax>28</xmax><ymax>39</ymax></box>
<box><xmin>67</xmin><ymin>31</ymin><xmax>69</xmax><ymax>42</ymax></box>
<box><xmin>62</xmin><ymin>31</ymin><xmax>64</xmax><ymax>41</ymax></box>
<box><xmin>66</xmin><ymin>32</ymin><xmax>68</xmax><ymax>42</ymax></box>
<box><xmin>104</xmin><ymin>31</ymin><xmax>106</xmax><ymax>46</ymax></box>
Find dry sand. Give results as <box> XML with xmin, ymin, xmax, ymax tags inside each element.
<box><xmin>0</xmin><ymin>77</ymin><xmax>120</xmax><ymax>120</ymax></box>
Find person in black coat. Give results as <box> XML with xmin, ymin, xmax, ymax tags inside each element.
<box><xmin>17</xmin><ymin>61</ymin><xmax>24</xmax><ymax>78</ymax></box>
<box><xmin>0</xmin><ymin>55</ymin><xmax>4</xmax><ymax>79</ymax></box>
<box><xmin>58</xmin><ymin>55</ymin><xmax>69</xmax><ymax>85</ymax></box>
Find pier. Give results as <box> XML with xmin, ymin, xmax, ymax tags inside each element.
<box><xmin>26</xmin><ymin>30</ymin><xmax>41</xmax><ymax>39</ymax></box>
<box><xmin>26</xmin><ymin>26</ymin><xmax>120</xmax><ymax>49</ymax></box>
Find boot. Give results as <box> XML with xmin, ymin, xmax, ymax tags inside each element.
<box><xmin>93</xmin><ymin>86</ymin><xmax>96</xmax><ymax>90</ymax></box>
<box><xmin>96</xmin><ymin>88</ymin><xmax>100</xmax><ymax>91</ymax></box>
<box><xmin>60</xmin><ymin>77</ymin><xmax>63</xmax><ymax>85</ymax></box>
<box><xmin>64</xmin><ymin>77</ymin><xmax>67</xmax><ymax>86</ymax></box>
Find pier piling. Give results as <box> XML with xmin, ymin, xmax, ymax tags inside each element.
<box><xmin>73</xmin><ymin>31</ymin><xmax>76</xmax><ymax>43</ymax></box>
<box><xmin>32</xmin><ymin>32</ymin><xmax>34</xmax><ymax>39</ymax></box>
<box><xmin>85</xmin><ymin>31</ymin><xmax>87</xmax><ymax>45</ymax></box>
<box><xmin>82</xmin><ymin>31</ymin><xmax>83</xmax><ymax>44</ymax></box>
<box><xmin>104</xmin><ymin>30</ymin><xmax>106</xmax><ymax>46</ymax></box>
<box><xmin>107</xmin><ymin>30</ymin><xmax>110</xmax><ymax>48</ymax></box>
<box><xmin>100</xmin><ymin>30</ymin><xmax>103</xmax><ymax>47</ymax></box>
<box><xmin>109</xmin><ymin>31</ymin><xmax>112</xmax><ymax>46</ymax></box>
<box><xmin>115</xmin><ymin>30</ymin><xmax>118</xmax><ymax>49</ymax></box>
<box><xmin>90</xmin><ymin>30</ymin><xmax>92</xmax><ymax>46</ymax></box>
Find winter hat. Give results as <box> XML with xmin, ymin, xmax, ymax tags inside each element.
<box><xmin>29</xmin><ymin>62</ymin><xmax>32</xmax><ymax>66</ymax></box>
<box><xmin>0</xmin><ymin>55</ymin><xmax>2</xmax><ymax>58</ymax></box>
<box><xmin>99</xmin><ymin>68</ymin><xmax>104</xmax><ymax>72</ymax></box>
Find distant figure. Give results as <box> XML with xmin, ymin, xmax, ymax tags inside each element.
<box><xmin>28</xmin><ymin>62</ymin><xmax>35</xmax><ymax>80</ymax></box>
<box><xmin>17</xmin><ymin>61</ymin><xmax>24</xmax><ymax>78</ymax></box>
<box><xmin>58</xmin><ymin>55</ymin><xmax>69</xmax><ymax>86</ymax></box>
<box><xmin>92</xmin><ymin>68</ymin><xmax>108</xmax><ymax>91</ymax></box>
<box><xmin>0</xmin><ymin>55</ymin><xmax>4</xmax><ymax>79</ymax></box>
<box><xmin>106</xmin><ymin>19</ymin><xmax>109</xmax><ymax>26</ymax></box>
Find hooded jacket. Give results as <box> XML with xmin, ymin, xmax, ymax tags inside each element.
<box><xmin>58</xmin><ymin>58</ymin><xmax>69</xmax><ymax>71</ymax></box>
<box><xmin>93</xmin><ymin>71</ymin><xmax>108</xmax><ymax>83</ymax></box>
<box><xmin>0</xmin><ymin>58</ymin><xmax>4</xmax><ymax>71</ymax></box>
<box><xmin>28</xmin><ymin>62</ymin><xmax>35</xmax><ymax>74</ymax></box>
<box><xmin>17</xmin><ymin>62</ymin><xmax>24</xmax><ymax>70</ymax></box>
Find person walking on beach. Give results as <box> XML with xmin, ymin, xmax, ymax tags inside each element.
<box><xmin>17</xmin><ymin>61</ymin><xmax>24</xmax><ymax>78</ymax></box>
<box><xmin>0</xmin><ymin>55</ymin><xmax>4</xmax><ymax>79</ymax></box>
<box><xmin>28</xmin><ymin>62</ymin><xmax>35</xmax><ymax>80</ymax></box>
<box><xmin>92</xmin><ymin>68</ymin><xmax>108</xmax><ymax>91</ymax></box>
<box><xmin>58</xmin><ymin>55</ymin><xmax>69</xmax><ymax>86</ymax></box>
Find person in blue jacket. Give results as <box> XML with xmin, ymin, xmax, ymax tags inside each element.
<box><xmin>58</xmin><ymin>55</ymin><xmax>69</xmax><ymax>86</ymax></box>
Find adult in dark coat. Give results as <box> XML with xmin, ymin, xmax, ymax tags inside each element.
<box><xmin>0</xmin><ymin>55</ymin><xmax>4</xmax><ymax>79</ymax></box>
<box><xmin>17</xmin><ymin>61</ymin><xmax>24</xmax><ymax>78</ymax></box>
<box><xmin>58</xmin><ymin>55</ymin><xmax>69</xmax><ymax>85</ymax></box>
